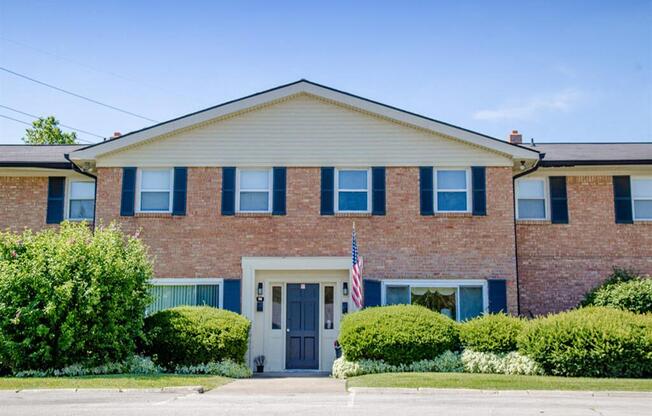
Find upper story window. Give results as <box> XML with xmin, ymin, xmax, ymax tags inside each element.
<box><xmin>67</xmin><ymin>181</ymin><xmax>95</xmax><ymax>220</ymax></box>
<box><xmin>632</xmin><ymin>178</ymin><xmax>652</xmax><ymax>220</ymax></box>
<box><xmin>237</xmin><ymin>169</ymin><xmax>272</xmax><ymax>212</ymax></box>
<box><xmin>516</xmin><ymin>178</ymin><xmax>548</xmax><ymax>220</ymax></box>
<box><xmin>336</xmin><ymin>168</ymin><xmax>370</xmax><ymax>212</ymax></box>
<box><xmin>137</xmin><ymin>168</ymin><xmax>173</xmax><ymax>213</ymax></box>
<box><xmin>435</xmin><ymin>169</ymin><xmax>470</xmax><ymax>212</ymax></box>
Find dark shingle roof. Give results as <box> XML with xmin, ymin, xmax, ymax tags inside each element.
<box><xmin>523</xmin><ymin>143</ymin><xmax>652</xmax><ymax>166</ymax></box>
<box><xmin>0</xmin><ymin>144</ymin><xmax>85</xmax><ymax>168</ymax></box>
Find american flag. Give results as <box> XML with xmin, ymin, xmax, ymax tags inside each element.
<box><xmin>351</xmin><ymin>224</ymin><xmax>364</xmax><ymax>308</ymax></box>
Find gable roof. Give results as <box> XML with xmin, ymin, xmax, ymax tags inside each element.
<box><xmin>523</xmin><ymin>143</ymin><xmax>652</xmax><ymax>166</ymax></box>
<box><xmin>0</xmin><ymin>144</ymin><xmax>85</xmax><ymax>169</ymax></box>
<box><xmin>71</xmin><ymin>80</ymin><xmax>539</xmax><ymax>161</ymax></box>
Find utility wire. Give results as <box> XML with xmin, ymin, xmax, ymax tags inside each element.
<box><xmin>0</xmin><ymin>66</ymin><xmax>159</xmax><ymax>123</ymax></box>
<box><xmin>0</xmin><ymin>113</ymin><xmax>95</xmax><ymax>144</ymax></box>
<box><xmin>0</xmin><ymin>104</ymin><xmax>104</xmax><ymax>140</ymax></box>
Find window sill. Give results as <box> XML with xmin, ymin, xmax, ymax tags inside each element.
<box><xmin>235</xmin><ymin>212</ymin><xmax>273</xmax><ymax>217</ymax></box>
<box><xmin>434</xmin><ymin>212</ymin><xmax>472</xmax><ymax>218</ymax></box>
<box><xmin>334</xmin><ymin>212</ymin><xmax>372</xmax><ymax>217</ymax></box>
<box><xmin>633</xmin><ymin>220</ymin><xmax>652</xmax><ymax>225</ymax></box>
<box><xmin>516</xmin><ymin>219</ymin><xmax>552</xmax><ymax>225</ymax></box>
<box><xmin>135</xmin><ymin>212</ymin><xmax>173</xmax><ymax>218</ymax></box>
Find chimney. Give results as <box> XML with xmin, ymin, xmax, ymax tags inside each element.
<box><xmin>509</xmin><ymin>130</ymin><xmax>522</xmax><ymax>144</ymax></box>
<box><xmin>112</xmin><ymin>131</ymin><xmax>122</xmax><ymax>139</ymax></box>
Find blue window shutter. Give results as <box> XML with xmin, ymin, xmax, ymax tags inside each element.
<box><xmin>613</xmin><ymin>176</ymin><xmax>633</xmax><ymax>224</ymax></box>
<box><xmin>272</xmin><ymin>167</ymin><xmax>287</xmax><ymax>215</ymax></box>
<box><xmin>221</xmin><ymin>167</ymin><xmax>236</xmax><ymax>216</ymax></box>
<box><xmin>120</xmin><ymin>167</ymin><xmax>136</xmax><ymax>216</ymax></box>
<box><xmin>46</xmin><ymin>177</ymin><xmax>65</xmax><ymax>224</ymax></box>
<box><xmin>488</xmin><ymin>279</ymin><xmax>507</xmax><ymax>314</ymax></box>
<box><xmin>550</xmin><ymin>176</ymin><xmax>569</xmax><ymax>224</ymax></box>
<box><xmin>321</xmin><ymin>167</ymin><xmax>334</xmax><ymax>215</ymax></box>
<box><xmin>172</xmin><ymin>167</ymin><xmax>187</xmax><ymax>216</ymax></box>
<box><xmin>371</xmin><ymin>167</ymin><xmax>386</xmax><ymax>215</ymax></box>
<box><xmin>419</xmin><ymin>167</ymin><xmax>434</xmax><ymax>215</ymax></box>
<box><xmin>363</xmin><ymin>279</ymin><xmax>381</xmax><ymax>307</ymax></box>
<box><xmin>471</xmin><ymin>166</ymin><xmax>486</xmax><ymax>216</ymax></box>
<box><xmin>222</xmin><ymin>279</ymin><xmax>241</xmax><ymax>313</ymax></box>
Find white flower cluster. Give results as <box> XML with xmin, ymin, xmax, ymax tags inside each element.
<box><xmin>14</xmin><ymin>355</ymin><xmax>163</xmax><ymax>378</ymax></box>
<box><xmin>461</xmin><ymin>350</ymin><xmax>543</xmax><ymax>375</ymax></box>
<box><xmin>174</xmin><ymin>360</ymin><xmax>253</xmax><ymax>378</ymax></box>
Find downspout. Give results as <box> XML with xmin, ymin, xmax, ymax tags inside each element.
<box><xmin>511</xmin><ymin>155</ymin><xmax>542</xmax><ymax>316</ymax></box>
<box><xmin>64</xmin><ymin>153</ymin><xmax>97</xmax><ymax>230</ymax></box>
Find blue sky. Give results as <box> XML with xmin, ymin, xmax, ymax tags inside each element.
<box><xmin>0</xmin><ymin>1</ymin><xmax>650</xmax><ymax>145</ymax></box>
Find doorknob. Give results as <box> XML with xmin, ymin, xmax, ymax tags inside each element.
<box><xmin>286</xmin><ymin>328</ymin><xmax>290</xmax><ymax>333</ymax></box>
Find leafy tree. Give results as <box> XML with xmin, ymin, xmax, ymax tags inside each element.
<box><xmin>22</xmin><ymin>116</ymin><xmax>77</xmax><ymax>144</ymax></box>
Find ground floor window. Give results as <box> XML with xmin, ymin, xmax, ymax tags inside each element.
<box><xmin>147</xmin><ymin>278</ymin><xmax>223</xmax><ymax>315</ymax></box>
<box><xmin>382</xmin><ymin>280</ymin><xmax>486</xmax><ymax>321</ymax></box>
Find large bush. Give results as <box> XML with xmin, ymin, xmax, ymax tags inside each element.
<box><xmin>459</xmin><ymin>313</ymin><xmax>524</xmax><ymax>353</ymax></box>
<box><xmin>580</xmin><ymin>267</ymin><xmax>642</xmax><ymax>308</ymax></box>
<box><xmin>518</xmin><ymin>307</ymin><xmax>652</xmax><ymax>378</ymax></box>
<box><xmin>141</xmin><ymin>306</ymin><xmax>250</xmax><ymax>368</ymax></box>
<box><xmin>338</xmin><ymin>305</ymin><xmax>459</xmax><ymax>365</ymax></box>
<box><xmin>0</xmin><ymin>222</ymin><xmax>152</xmax><ymax>373</ymax></box>
<box><xmin>584</xmin><ymin>278</ymin><xmax>652</xmax><ymax>314</ymax></box>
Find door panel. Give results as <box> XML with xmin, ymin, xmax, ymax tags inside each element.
<box><xmin>286</xmin><ymin>283</ymin><xmax>319</xmax><ymax>369</ymax></box>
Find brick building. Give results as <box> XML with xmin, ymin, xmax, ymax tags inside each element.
<box><xmin>1</xmin><ymin>81</ymin><xmax>651</xmax><ymax>371</ymax></box>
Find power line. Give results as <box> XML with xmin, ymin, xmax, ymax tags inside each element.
<box><xmin>0</xmin><ymin>104</ymin><xmax>104</xmax><ymax>140</ymax></box>
<box><xmin>0</xmin><ymin>113</ymin><xmax>95</xmax><ymax>144</ymax></box>
<box><xmin>0</xmin><ymin>66</ymin><xmax>159</xmax><ymax>123</ymax></box>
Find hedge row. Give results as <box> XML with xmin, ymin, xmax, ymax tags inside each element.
<box><xmin>338</xmin><ymin>305</ymin><xmax>652</xmax><ymax>378</ymax></box>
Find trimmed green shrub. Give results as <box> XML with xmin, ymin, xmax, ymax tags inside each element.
<box><xmin>332</xmin><ymin>351</ymin><xmax>463</xmax><ymax>379</ymax></box>
<box><xmin>459</xmin><ymin>313</ymin><xmax>524</xmax><ymax>353</ymax></box>
<box><xmin>174</xmin><ymin>360</ymin><xmax>252</xmax><ymax>378</ymax></box>
<box><xmin>0</xmin><ymin>222</ymin><xmax>152</xmax><ymax>373</ymax></box>
<box><xmin>580</xmin><ymin>267</ymin><xmax>641</xmax><ymax>307</ymax></box>
<box><xmin>338</xmin><ymin>305</ymin><xmax>459</xmax><ymax>365</ymax></box>
<box><xmin>584</xmin><ymin>278</ymin><xmax>652</xmax><ymax>314</ymax></box>
<box><xmin>141</xmin><ymin>306</ymin><xmax>250</xmax><ymax>368</ymax></box>
<box><xmin>518</xmin><ymin>307</ymin><xmax>652</xmax><ymax>378</ymax></box>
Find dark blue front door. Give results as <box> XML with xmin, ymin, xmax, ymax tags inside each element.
<box><xmin>286</xmin><ymin>283</ymin><xmax>319</xmax><ymax>369</ymax></box>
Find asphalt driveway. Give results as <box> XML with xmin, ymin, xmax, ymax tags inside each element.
<box><xmin>1</xmin><ymin>376</ymin><xmax>650</xmax><ymax>416</ymax></box>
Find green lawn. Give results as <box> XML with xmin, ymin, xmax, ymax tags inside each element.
<box><xmin>0</xmin><ymin>374</ymin><xmax>231</xmax><ymax>391</ymax></box>
<box><xmin>347</xmin><ymin>372</ymin><xmax>652</xmax><ymax>392</ymax></box>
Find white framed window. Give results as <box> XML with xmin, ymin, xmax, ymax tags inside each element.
<box><xmin>515</xmin><ymin>178</ymin><xmax>549</xmax><ymax>220</ymax></box>
<box><xmin>434</xmin><ymin>168</ymin><xmax>471</xmax><ymax>212</ymax></box>
<box><xmin>66</xmin><ymin>180</ymin><xmax>95</xmax><ymax>220</ymax></box>
<box><xmin>632</xmin><ymin>177</ymin><xmax>652</xmax><ymax>221</ymax></box>
<box><xmin>147</xmin><ymin>278</ymin><xmax>223</xmax><ymax>315</ymax></box>
<box><xmin>381</xmin><ymin>279</ymin><xmax>488</xmax><ymax>321</ymax></box>
<box><xmin>137</xmin><ymin>168</ymin><xmax>174</xmax><ymax>213</ymax></box>
<box><xmin>335</xmin><ymin>168</ymin><xmax>371</xmax><ymax>213</ymax></box>
<box><xmin>236</xmin><ymin>169</ymin><xmax>272</xmax><ymax>212</ymax></box>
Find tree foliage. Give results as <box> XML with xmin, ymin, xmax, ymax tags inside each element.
<box><xmin>22</xmin><ymin>116</ymin><xmax>77</xmax><ymax>144</ymax></box>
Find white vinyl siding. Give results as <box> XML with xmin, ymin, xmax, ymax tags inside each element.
<box><xmin>137</xmin><ymin>168</ymin><xmax>173</xmax><ymax>213</ymax></box>
<box><xmin>335</xmin><ymin>168</ymin><xmax>371</xmax><ymax>213</ymax></box>
<box><xmin>95</xmin><ymin>95</ymin><xmax>513</xmax><ymax>168</ymax></box>
<box><xmin>516</xmin><ymin>178</ymin><xmax>549</xmax><ymax>220</ymax></box>
<box><xmin>236</xmin><ymin>169</ymin><xmax>272</xmax><ymax>212</ymax></box>
<box><xmin>632</xmin><ymin>177</ymin><xmax>652</xmax><ymax>220</ymax></box>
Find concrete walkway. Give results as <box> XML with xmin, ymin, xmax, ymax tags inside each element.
<box><xmin>210</xmin><ymin>373</ymin><xmax>346</xmax><ymax>395</ymax></box>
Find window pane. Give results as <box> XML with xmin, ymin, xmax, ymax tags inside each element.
<box><xmin>634</xmin><ymin>200</ymin><xmax>652</xmax><ymax>219</ymax></box>
<box><xmin>240</xmin><ymin>191</ymin><xmax>269</xmax><ymax>211</ymax></box>
<box><xmin>338</xmin><ymin>191</ymin><xmax>368</xmax><ymax>211</ymax></box>
<box><xmin>632</xmin><ymin>179</ymin><xmax>652</xmax><ymax>198</ymax></box>
<box><xmin>141</xmin><ymin>170</ymin><xmax>170</xmax><ymax>190</ymax></box>
<box><xmin>517</xmin><ymin>179</ymin><xmax>545</xmax><ymax>198</ymax></box>
<box><xmin>437</xmin><ymin>170</ymin><xmax>466</xmax><ymax>190</ymax></box>
<box><xmin>148</xmin><ymin>285</ymin><xmax>195</xmax><ymax>314</ymax></box>
<box><xmin>324</xmin><ymin>286</ymin><xmax>334</xmax><ymax>330</ymax></box>
<box><xmin>459</xmin><ymin>287</ymin><xmax>483</xmax><ymax>321</ymax></box>
<box><xmin>272</xmin><ymin>286</ymin><xmax>282</xmax><ymax>330</ymax></box>
<box><xmin>518</xmin><ymin>199</ymin><xmax>546</xmax><ymax>219</ymax></box>
<box><xmin>196</xmin><ymin>285</ymin><xmax>220</xmax><ymax>307</ymax></box>
<box><xmin>338</xmin><ymin>170</ymin><xmax>367</xmax><ymax>189</ymax></box>
<box><xmin>240</xmin><ymin>170</ymin><xmax>269</xmax><ymax>190</ymax></box>
<box><xmin>69</xmin><ymin>200</ymin><xmax>94</xmax><ymax>219</ymax></box>
<box><xmin>386</xmin><ymin>286</ymin><xmax>410</xmax><ymax>305</ymax></box>
<box><xmin>437</xmin><ymin>191</ymin><xmax>467</xmax><ymax>211</ymax></box>
<box><xmin>141</xmin><ymin>191</ymin><xmax>170</xmax><ymax>211</ymax></box>
<box><xmin>411</xmin><ymin>287</ymin><xmax>457</xmax><ymax>319</ymax></box>
<box><xmin>70</xmin><ymin>182</ymin><xmax>95</xmax><ymax>199</ymax></box>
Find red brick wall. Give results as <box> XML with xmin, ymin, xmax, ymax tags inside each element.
<box><xmin>0</xmin><ymin>176</ymin><xmax>50</xmax><ymax>231</ymax></box>
<box><xmin>517</xmin><ymin>175</ymin><xmax>652</xmax><ymax>316</ymax></box>
<box><xmin>96</xmin><ymin>167</ymin><xmax>519</xmax><ymax>312</ymax></box>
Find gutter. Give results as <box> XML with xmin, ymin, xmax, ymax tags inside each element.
<box><xmin>0</xmin><ymin>161</ymin><xmax>73</xmax><ymax>169</ymax></box>
<box><xmin>511</xmin><ymin>156</ymin><xmax>541</xmax><ymax>316</ymax></box>
<box><xmin>64</xmin><ymin>153</ymin><xmax>97</xmax><ymax>229</ymax></box>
